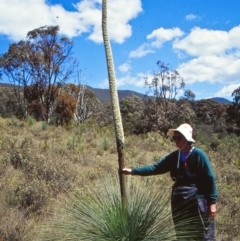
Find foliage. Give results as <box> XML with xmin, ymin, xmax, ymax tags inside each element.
<box><xmin>2</xmin><ymin>134</ymin><xmax>76</xmax><ymax>215</ymax></box>
<box><xmin>120</xmin><ymin>95</ymin><xmax>146</xmax><ymax>134</ymax></box>
<box><xmin>194</xmin><ymin>99</ymin><xmax>227</xmax><ymax>133</ymax></box>
<box><xmin>94</xmin><ymin>101</ymin><xmax>113</xmax><ymax>126</ymax></box>
<box><xmin>0</xmin><ymin>86</ymin><xmax>20</xmax><ymax>118</ymax></box>
<box><xmin>183</xmin><ymin>89</ymin><xmax>196</xmax><ymax>101</ymax></box>
<box><xmin>0</xmin><ymin>110</ymin><xmax>240</xmax><ymax>240</ymax></box>
<box><xmin>119</xmin><ymin>94</ymin><xmax>196</xmax><ymax>136</ymax></box>
<box><xmin>36</xmin><ymin>174</ymin><xmax>175</xmax><ymax>241</ymax></box>
<box><xmin>226</xmin><ymin>86</ymin><xmax>240</xmax><ymax>135</ymax></box>
<box><xmin>142</xmin><ymin>98</ymin><xmax>196</xmax><ymax>135</ymax></box>
<box><xmin>0</xmin><ymin>208</ymin><xmax>34</xmax><ymax>241</ymax></box>
<box><xmin>0</xmin><ymin>25</ymin><xmax>76</xmax><ymax>121</ymax></box>
<box><xmin>55</xmin><ymin>92</ymin><xmax>77</xmax><ymax>125</ymax></box>
<box><xmin>201</xmin><ymin>133</ymin><xmax>240</xmax><ymax>240</ymax></box>
<box><xmin>145</xmin><ymin>61</ymin><xmax>185</xmax><ymax>101</ymax></box>
<box><xmin>143</xmin><ymin>61</ymin><xmax>193</xmax><ymax>134</ymax></box>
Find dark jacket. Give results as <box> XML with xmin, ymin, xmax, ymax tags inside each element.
<box><xmin>132</xmin><ymin>147</ymin><xmax>218</xmax><ymax>204</ymax></box>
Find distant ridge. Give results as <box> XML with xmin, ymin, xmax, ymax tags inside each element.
<box><xmin>89</xmin><ymin>87</ymin><xmax>232</xmax><ymax>104</ymax></box>
<box><xmin>0</xmin><ymin>83</ymin><xmax>13</xmax><ymax>88</ymax></box>
<box><xmin>0</xmin><ymin>82</ymin><xmax>232</xmax><ymax>104</ymax></box>
<box><xmin>87</xmin><ymin>86</ymin><xmax>146</xmax><ymax>102</ymax></box>
<box><xmin>209</xmin><ymin>97</ymin><xmax>231</xmax><ymax>104</ymax></box>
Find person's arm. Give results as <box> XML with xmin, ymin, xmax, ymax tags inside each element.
<box><xmin>122</xmin><ymin>151</ymin><xmax>178</xmax><ymax>176</ymax></box>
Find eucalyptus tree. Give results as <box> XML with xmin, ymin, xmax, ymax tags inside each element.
<box><xmin>0</xmin><ymin>25</ymin><xmax>77</xmax><ymax>122</ymax></box>
<box><xmin>0</xmin><ymin>41</ymin><xmax>34</xmax><ymax>118</ymax></box>
<box><xmin>102</xmin><ymin>0</ymin><xmax>126</xmax><ymax>205</ymax></box>
<box><xmin>120</xmin><ymin>95</ymin><xmax>146</xmax><ymax>134</ymax></box>
<box><xmin>27</xmin><ymin>25</ymin><xmax>77</xmax><ymax>122</ymax></box>
<box><xmin>184</xmin><ymin>89</ymin><xmax>196</xmax><ymax>102</ymax></box>
<box><xmin>145</xmin><ymin>61</ymin><xmax>185</xmax><ymax>102</ymax></box>
<box><xmin>144</xmin><ymin>61</ymin><xmax>186</xmax><ymax>134</ymax></box>
<box><xmin>226</xmin><ymin>86</ymin><xmax>240</xmax><ymax>134</ymax></box>
<box><xmin>195</xmin><ymin>99</ymin><xmax>223</xmax><ymax>125</ymax></box>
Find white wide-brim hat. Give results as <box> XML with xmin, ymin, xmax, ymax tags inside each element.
<box><xmin>168</xmin><ymin>123</ymin><xmax>196</xmax><ymax>143</ymax></box>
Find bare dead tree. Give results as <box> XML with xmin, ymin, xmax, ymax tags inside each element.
<box><xmin>73</xmin><ymin>69</ymin><xmax>99</xmax><ymax>123</ymax></box>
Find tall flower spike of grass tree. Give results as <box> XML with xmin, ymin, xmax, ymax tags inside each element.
<box><xmin>102</xmin><ymin>0</ymin><xmax>127</xmax><ymax>205</ymax></box>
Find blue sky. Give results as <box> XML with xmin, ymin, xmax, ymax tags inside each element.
<box><xmin>0</xmin><ymin>0</ymin><xmax>240</xmax><ymax>100</ymax></box>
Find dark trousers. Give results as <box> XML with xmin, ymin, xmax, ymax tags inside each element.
<box><xmin>171</xmin><ymin>195</ymin><xmax>215</xmax><ymax>240</ymax></box>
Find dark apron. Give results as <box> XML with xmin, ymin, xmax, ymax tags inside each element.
<box><xmin>171</xmin><ymin>185</ymin><xmax>215</xmax><ymax>241</ymax></box>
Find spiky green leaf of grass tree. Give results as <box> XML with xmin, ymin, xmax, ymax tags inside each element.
<box><xmin>36</xmin><ymin>174</ymin><xmax>177</xmax><ymax>241</ymax></box>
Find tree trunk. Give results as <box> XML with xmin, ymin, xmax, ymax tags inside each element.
<box><xmin>102</xmin><ymin>0</ymin><xmax>127</xmax><ymax>206</ymax></box>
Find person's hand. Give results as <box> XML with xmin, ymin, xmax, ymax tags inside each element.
<box><xmin>122</xmin><ymin>168</ymin><xmax>132</xmax><ymax>175</ymax></box>
<box><xmin>209</xmin><ymin>204</ymin><xmax>217</xmax><ymax>218</ymax></box>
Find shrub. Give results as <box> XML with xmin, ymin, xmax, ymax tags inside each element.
<box><xmin>55</xmin><ymin>93</ymin><xmax>77</xmax><ymax>125</ymax></box>
<box><xmin>15</xmin><ymin>179</ymin><xmax>50</xmax><ymax>215</ymax></box>
<box><xmin>0</xmin><ymin>207</ymin><xmax>34</xmax><ymax>241</ymax></box>
<box><xmin>41</xmin><ymin>121</ymin><xmax>48</xmax><ymax>130</ymax></box>
<box><xmin>7</xmin><ymin>136</ymin><xmax>76</xmax><ymax>215</ymax></box>
<box><xmin>102</xmin><ymin>137</ymin><xmax>110</xmax><ymax>151</ymax></box>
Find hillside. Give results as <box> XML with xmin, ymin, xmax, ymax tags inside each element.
<box><xmin>87</xmin><ymin>86</ymin><xmax>146</xmax><ymax>102</ymax></box>
<box><xmin>210</xmin><ymin>97</ymin><xmax>231</xmax><ymax>104</ymax></box>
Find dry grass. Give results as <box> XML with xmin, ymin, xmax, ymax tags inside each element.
<box><xmin>0</xmin><ymin>116</ymin><xmax>240</xmax><ymax>240</ymax></box>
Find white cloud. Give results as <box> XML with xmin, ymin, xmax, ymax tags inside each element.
<box><xmin>116</xmin><ymin>72</ymin><xmax>147</xmax><ymax>87</ymax></box>
<box><xmin>147</xmin><ymin>27</ymin><xmax>184</xmax><ymax>48</ymax></box>
<box><xmin>118</xmin><ymin>25</ymin><xmax>240</xmax><ymax>99</ymax></box>
<box><xmin>186</xmin><ymin>14</ymin><xmax>197</xmax><ymax>21</ymax></box>
<box><xmin>177</xmin><ymin>55</ymin><xmax>240</xmax><ymax>84</ymax></box>
<box><xmin>0</xmin><ymin>0</ymin><xmax>142</xmax><ymax>43</ymax></box>
<box><xmin>118</xmin><ymin>62</ymin><xmax>132</xmax><ymax>73</ymax></box>
<box><xmin>173</xmin><ymin>25</ymin><xmax>240</xmax><ymax>57</ymax></box>
<box><xmin>172</xmin><ymin>25</ymin><xmax>240</xmax><ymax>96</ymax></box>
<box><xmin>215</xmin><ymin>83</ymin><xmax>240</xmax><ymax>98</ymax></box>
<box><xmin>106</xmin><ymin>0</ymin><xmax>142</xmax><ymax>43</ymax></box>
<box><xmin>228</xmin><ymin>25</ymin><xmax>240</xmax><ymax>48</ymax></box>
<box><xmin>173</xmin><ymin>27</ymin><xmax>229</xmax><ymax>56</ymax></box>
<box><xmin>75</xmin><ymin>0</ymin><xmax>142</xmax><ymax>43</ymax></box>
<box><xmin>100</xmin><ymin>72</ymin><xmax>149</xmax><ymax>89</ymax></box>
<box><xmin>129</xmin><ymin>43</ymin><xmax>154</xmax><ymax>58</ymax></box>
<box><xmin>0</xmin><ymin>0</ymin><xmax>82</xmax><ymax>40</ymax></box>
<box><xmin>129</xmin><ymin>27</ymin><xmax>184</xmax><ymax>58</ymax></box>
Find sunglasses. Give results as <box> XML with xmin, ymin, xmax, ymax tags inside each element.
<box><xmin>172</xmin><ymin>135</ymin><xmax>183</xmax><ymax>141</ymax></box>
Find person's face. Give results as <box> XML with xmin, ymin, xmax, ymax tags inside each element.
<box><xmin>172</xmin><ymin>132</ymin><xmax>187</xmax><ymax>149</ymax></box>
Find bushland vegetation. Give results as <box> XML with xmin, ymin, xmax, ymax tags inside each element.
<box><xmin>0</xmin><ymin>99</ymin><xmax>240</xmax><ymax>240</ymax></box>
<box><xmin>1</xmin><ymin>25</ymin><xmax>240</xmax><ymax>240</ymax></box>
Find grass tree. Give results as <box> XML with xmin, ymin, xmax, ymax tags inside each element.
<box><xmin>35</xmin><ymin>174</ymin><xmax>176</xmax><ymax>241</ymax></box>
<box><xmin>102</xmin><ymin>0</ymin><xmax>126</xmax><ymax>205</ymax></box>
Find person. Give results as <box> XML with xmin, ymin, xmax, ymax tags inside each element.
<box><xmin>122</xmin><ymin>123</ymin><xmax>218</xmax><ymax>240</ymax></box>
